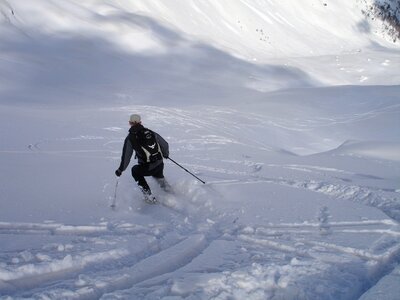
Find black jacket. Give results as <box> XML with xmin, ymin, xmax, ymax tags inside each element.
<box><xmin>118</xmin><ymin>124</ymin><xmax>169</xmax><ymax>172</ymax></box>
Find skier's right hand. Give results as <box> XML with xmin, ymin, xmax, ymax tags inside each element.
<box><xmin>115</xmin><ymin>169</ymin><xmax>122</xmax><ymax>177</ymax></box>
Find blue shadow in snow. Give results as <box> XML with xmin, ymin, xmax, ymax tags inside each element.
<box><xmin>0</xmin><ymin>10</ymin><xmax>319</xmax><ymax>106</ymax></box>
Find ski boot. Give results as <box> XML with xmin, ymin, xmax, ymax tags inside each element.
<box><xmin>141</xmin><ymin>188</ymin><xmax>157</xmax><ymax>204</ymax></box>
<box><xmin>156</xmin><ymin>178</ymin><xmax>173</xmax><ymax>193</ymax></box>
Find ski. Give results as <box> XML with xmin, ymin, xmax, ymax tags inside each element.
<box><xmin>144</xmin><ymin>197</ymin><xmax>158</xmax><ymax>205</ymax></box>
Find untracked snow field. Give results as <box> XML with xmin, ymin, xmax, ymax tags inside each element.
<box><xmin>1</xmin><ymin>0</ymin><xmax>400</xmax><ymax>299</ymax></box>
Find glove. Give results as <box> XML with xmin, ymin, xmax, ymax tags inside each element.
<box><xmin>115</xmin><ymin>169</ymin><xmax>122</xmax><ymax>177</ymax></box>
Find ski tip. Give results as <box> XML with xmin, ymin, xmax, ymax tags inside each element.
<box><xmin>145</xmin><ymin>199</ymin><xmax>158</xmax><ymax>205</ymax></box>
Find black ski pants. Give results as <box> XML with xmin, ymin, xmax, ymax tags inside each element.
<box><xmin>131</xmin><ymin>161</ymin><xmax>164</xmax><ymax>193</ymax></box>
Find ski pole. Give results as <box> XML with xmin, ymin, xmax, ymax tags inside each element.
<box><xmin>168</xmin><ymin>157</ymin><xmax>206</xmax><ymax>184</ymax></box>
<box><xmin>110</xmin><ymin>177</ymin><xmax>119</xmax><ymax>209</ymax></box>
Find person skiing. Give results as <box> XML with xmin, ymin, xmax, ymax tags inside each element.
<box><xmin>115</xmin><ymin>114</ymin><xmax>170</xmax><ymax>203</ymax></box>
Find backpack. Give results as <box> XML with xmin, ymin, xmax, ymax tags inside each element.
<box><xmin>135</xmin><ymin>128</ymin><xmax>163</xmax><ymax>163</ymax></box>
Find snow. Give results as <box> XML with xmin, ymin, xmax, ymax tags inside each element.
<box><xmin>360</xmin><ymin>266</ymin><xmax>400</xmax><ymax>300</ymax></box>
<box><xmin>0</xmin><ymin>0</ymin><xmax>400</xmax><ymax>299</ymax></box>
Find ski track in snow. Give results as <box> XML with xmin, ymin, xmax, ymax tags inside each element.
<box><xmin>1</xmin><ymin>0</ymin><xmax>400</xmax><ymax>297</ymax></box>
<box><xmin>1</xmin><ymin>105</ymin><xmax>399</xmax><ymax>299</ymax></box>
<box><xmin>1</xmin><ymin>215</ymin><xmax>399</xmax><ymax>298</ymax></box>
<box><xmin>0</xmin><ymin>213</ymin><xmax>398</xmax><ymax>300</ymax></box>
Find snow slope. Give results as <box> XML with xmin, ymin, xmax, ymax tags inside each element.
<box><xmin>0</xmin><ymin>0</ymin><xmax>400</xmax><ymax>299</ymax></box>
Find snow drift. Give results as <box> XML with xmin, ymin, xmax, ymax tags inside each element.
<box><xmin>0</xmin><ymin>0</ymin><xmax>399</xmax><ymax>299</ymax></box>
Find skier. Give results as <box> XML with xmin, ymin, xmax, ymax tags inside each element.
<box><xmin>115</xmin><ymin>114</ymin><xmax>170</xmax><ymax>203</ymax></box>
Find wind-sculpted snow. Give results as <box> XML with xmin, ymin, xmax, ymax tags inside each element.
<box><xmin>1</xmin><ymin>0</ymin><xmax>400</xmax><ymax>109</ymax></box>
<box><xmin>1</xmin><ymin>97</ymin><xmax>399</xmax><ymax>298</ymax></box>
<box><xmin>1</xmin><ymin>0</ymin><xmax>400</xmax><ymax>299</ymax></box>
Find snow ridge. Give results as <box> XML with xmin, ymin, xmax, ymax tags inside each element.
<box><xmin>0</xmin><ymin>0</ymin><xmax>399</xmax><ymax>299</ymax></box>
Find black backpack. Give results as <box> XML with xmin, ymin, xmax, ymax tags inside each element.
<box><xmin>135</xmin><ymin>128</ymin><xmax>163</xmax><ymax>163</ymax></box>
